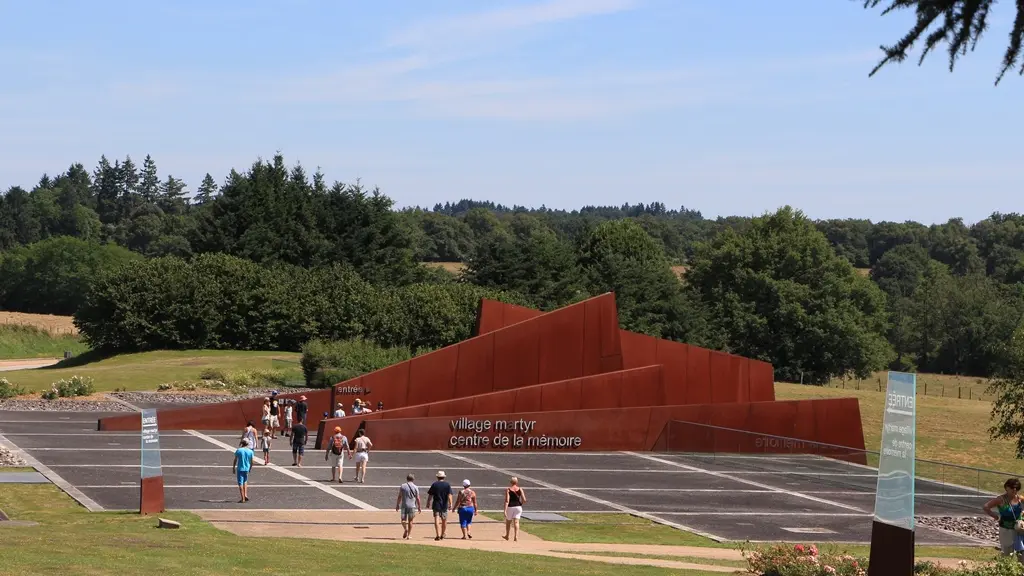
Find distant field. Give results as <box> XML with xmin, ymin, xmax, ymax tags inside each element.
<box><xmin>775</xmin><ymin>381</ymin><xmax>1022</xmax><ymax>491</ymax></box>
<box><xmin>422</xmin><ymin>261</ymin><xmax>466</xmax><ymax>274</ymax></box>
<box><xmin>0</xmin><ymin>350</ymin><xmax>301</xmax><ymax>393</ymax></box>
<box><xmin>824</xmin><ymin>371</ymin><xmax>994</xmax><ymax>401</ymax></box>
<box><xmin>855</xmin><ymin>267</ymin><xmax>871</xmax><ymax>277</ymax></box>
<box><xmin>0</xmin><ymin>311</ymin><xmax>77</xmax><ymax>335</ymax></box>
<box><xmin>422</xmin><ymin>262</ymin><xmax>691</xmax><ymax>282</ymax></box>
<box><xmin>0</xmin><ymin>325</ymin><xmax>89</xmax><ymax>360</ymax></box>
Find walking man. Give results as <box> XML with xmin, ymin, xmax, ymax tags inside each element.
<box><xmin>395</xmin><ymin>474</ymin><xmax>422</xmax><ymax>540</ymax></box>
<box><xmin>291</xmin><ymin>418</ymin><xmax>308</xmax><ymax>467</ymax></box>
<box><xmin>268</xmin><ymin>393</ymin><xmax>280</xmax><ymax>438</ymax></box>
<box><xmin>233</xmin><ymin>438</ymin><xmax>254</xmax><ymax>503</ymax></box>
<box><xmin>295</xmin><ymin>395</ymin><xmax>308</xmax><ymax>425</ymax></box>
<box><xmin>426</xmin><ymin>470</ymin><xmax>453</xmax><ymax>541</ymax></box>
<box><xmin>324</xmin><ymin>426</ymin><xmax>351</xmax><ymax>483</ymax></box>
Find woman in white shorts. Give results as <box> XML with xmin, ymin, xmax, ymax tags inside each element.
<box><xmin>352</xmin><ymin>429</ymin><xmax>372</xmax><ymax>483</ymax></box>
<box><xmin>502</xmin><ymin>476</ymin><xmax>526</xmax><ymax>542</ymax></box>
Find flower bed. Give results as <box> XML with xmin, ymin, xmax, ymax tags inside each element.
<box><xmin>742</xmin><ymin>543</ymin><xmax>866</xmax><ymax>575</ymax></box>
<box><xmin>741</xmin><ymin>543</ymin><xmax>1024</xmax><ymax>575</ymax></box>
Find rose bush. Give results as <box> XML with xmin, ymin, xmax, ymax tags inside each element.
<box><xmin>742</xmin><ymin>543</ymin><xmax>866</xmax><ymax>576</ymax></box>
<box><xmin>743</xmin><ymin>543</ymin><xmax>1024</xmax><ymax>576</ymax></box>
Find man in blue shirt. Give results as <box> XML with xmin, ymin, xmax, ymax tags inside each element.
<box><xmin>426</xmin><ymin>470</ymin><xmax>453</xmax><ymax>541</ymax></box>
<box><xmin>233</xmin><ymin>438</ymin><xmax>255</xmax><ymax>503</ymax></box>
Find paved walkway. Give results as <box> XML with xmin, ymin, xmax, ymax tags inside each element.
<box><xmin>0</xmin><ymin>358</ymin><xmax>60</xmax><ymax>372</ymax></box>
<box><xmin>195</xmin><ymin>510</ymin><xmax>984</xmax><ymax>572</ymax></box>
<box><xmin>195</xmin><ymin>510</ymin><xmax>741</xmax><ymax>572</ymax></box>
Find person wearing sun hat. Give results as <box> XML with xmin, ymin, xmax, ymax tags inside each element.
<box><xmin>426</xmin><ymin>470</ymin><xmax>453</xmax><ymax>541</ymax></box>
<box><xmin>453</xmin><ymin>478</ymin><xmax>478</xmax><ymax>539</ymax></box>
<box><xmin>324</xmin><ymin>425</ymin><xmax>351</xmax><ymax>483</ymax></box>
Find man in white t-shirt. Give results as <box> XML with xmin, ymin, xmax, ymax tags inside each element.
<box><xmin>333</xmin><ymin>403</ymin><xmax>345</xmax><ymax>418</ymax></box>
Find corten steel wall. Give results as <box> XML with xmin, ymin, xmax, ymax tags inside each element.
<box><xmin>654</xmin><ymin>419</ymin><xmax>868</xmax><ymax>465</ymax></box>
<box><xmin>317</xmin><ymin>365</ymin><xmax>664</xmax><ymax>448</ymax></box>
<box><xmin>328</xmin><ymin>293</ymin><xmax>624</xmax><ymax>417</ymax></box>
<box><xmin>97</xmin><ymin>389</ymin><xmax>331</xmax><ymax>432</ymax></box>
<box><xmin>140</xmin><ymin>476</ymin><xmax>165</xmax><ymax>514</ymax></box>
<box><xmin>477</xmin><ymin>299</ymin><xmax>776</xmax><ymax>403</ymax></box>
<box><xmin>317</xmin><ymin>397</ymin><xmax>865</xmax><ymax>453</ymax></box>
<box><xmin>649</xmin><ymin>398</ymin><xmax>868</xmax><ymax>465</ymax></box>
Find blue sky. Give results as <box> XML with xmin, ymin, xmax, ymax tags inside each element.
<box><xmin>1</xmin><ymin>0</ymin><xmax>1020</xmax><ymax>224</ymax></box>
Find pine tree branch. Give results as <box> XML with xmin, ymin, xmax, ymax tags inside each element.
<box><xmin>863</xmin><ymin>0</ymin><xmax>1024</xmax><ymax>84</ymax></box>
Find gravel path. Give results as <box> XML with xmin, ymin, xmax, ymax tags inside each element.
<box><xmin>0</xmin><ymin>445</ymin><xmax>28</xmax><ymax>467</ymax></box>
<box><xmin>916</xmin><ymin>516</ymin><xmax>998</xmax><ymax>544</ymax></box>
<box><xmin>0</xmin><ymin>388</ymin><xmax>320</xmax><ymax>412</ymax></box>
<box><xmin>0</xmin><ymin>398</ymin><xmax>132</xmax><ymax>412</ymax></box>
<box><xmin>109</xmin><ymin>388</ymin><xmax>317</xmax><ymax>406</ymax></box>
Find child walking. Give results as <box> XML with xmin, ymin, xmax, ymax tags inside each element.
<box><xmin>284</xmin><ymin>403</ymin><xmax>294</xmax><ymax>437</ymax></box>
<box><xmin>260</xmin><ymin>428</ymin><xmax>272</xmax><ymax>465</ymax></box>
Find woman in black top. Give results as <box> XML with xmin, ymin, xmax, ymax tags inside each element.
<box><xmin>502</xmin><ymin>476</ymin><xmax>526</xmax><ymax>541</ymax></box>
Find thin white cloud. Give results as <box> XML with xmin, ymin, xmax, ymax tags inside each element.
<box><xmin>17</xmin><ymin>0</ymin><xmax>882</xmax><ymax>123</ymax></box>
<box><xmin>384</xmin><ymin>0</ymin><xmax>640</xmax><ymax>50</ymax></box>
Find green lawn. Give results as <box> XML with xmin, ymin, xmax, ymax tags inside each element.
<box><xmin>0</xmin><ymin>325</ymin><xmax>89</xmax><ymax>360</ymax></box>
<box><xmin>480</xmin><ymin>513</ymin><xmax>731</xmax><ymax>547</ymax></box>
<box><xmin>0</xmin><ymin>485</ymin><xmax>711</xmax><ymax>576</ymax></box>
<box><xmin>0</xmin><ymin>350</ymin><xmax>302</xmax><ymax>393</ymax></box>
<box><xmin>571</xmin><ymin>551</ymin><xmax>746</xmax><ymax>569</ymax></box>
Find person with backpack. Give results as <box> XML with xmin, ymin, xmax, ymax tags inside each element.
<box><xmin>324</xmin><ymin>426</ymin><xmax>351</xmax><ymax>483</ymax></box>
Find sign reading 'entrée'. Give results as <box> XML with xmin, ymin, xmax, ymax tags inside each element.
<box><xmin>873</xmin><ymin>371</ymin><xmax>916</xmax><ymax>531</ymax></box>
<box><xmin>140</xmin><ymin>409</ymin><xmax>162</xmax><ymax>479</ymax></box>
<box><xmin>448</xmin><ymin>417</ymin><xmax>582</xmax><ymax>449</ymax></box>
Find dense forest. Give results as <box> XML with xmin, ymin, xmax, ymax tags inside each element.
<box><xmin>2</xmin><ymin>153</ymin><xmax>1023</xmax><ymax>385</ymax></box>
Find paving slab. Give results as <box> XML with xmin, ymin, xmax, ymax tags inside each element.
<box><xmin>0</xmin><ymin>471</ymin><xmax>48</xmax><ymax>483</ymax></box>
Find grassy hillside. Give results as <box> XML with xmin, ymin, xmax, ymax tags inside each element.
<box><xmin>0</xmin><ymin>350</ymin><xmax>302</xmax><ymax>393</ymax></box>
<box><xmin>775</xmin><ymin>382</ymin><xmax>1023</xmax><ymax>491</ymax></box>
<box><xmin>0</xmin><ymin>324</ymin><xmax>89</xmax><ymax>360</ymax></box>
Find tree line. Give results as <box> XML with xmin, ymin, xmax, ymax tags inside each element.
<box><xmin>2</xmin><ymin>153</ymin><xmax>1023</xmax><ymax>385</ymax></box>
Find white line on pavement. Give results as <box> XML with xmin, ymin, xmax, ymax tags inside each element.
<box><xmin>436</xmin><ymin>450</ymin><xmax>727</xmax><ymax>542</ymax></box>
<box><xmin>183</xmin><ymin>430</ymin><xmax>377</xmax><ymax>511</ymax></box>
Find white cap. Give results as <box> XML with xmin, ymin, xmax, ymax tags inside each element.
<box><xmin>436</xmin><ymin>470</ymin><xmax>446</xmax><ymax>478</ymax></box>
<box><xmin>463</xmin><ymin>479</ymin><xmax>471</xmax><ymax>487</ymax></box>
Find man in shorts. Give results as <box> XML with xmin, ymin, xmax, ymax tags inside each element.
<box><xmin>323</xmin><ymin>426</ymin><xmax>351</xmax><ymax>483</ymax></box>
<box><xmin>426</xmin><ymin>470</ymin><xmax>453</xmax><ymax>541</ymax></box>
<box><xmin>291</xmin><ymin>418</ymin><xmax>308</xmax><ymax>467</ymax></box>
<box><xmin>395</xmin><ymin>474</ymin><xmax>422</xmax><ymax>540</ymax></box>
<box><xmin>232</xmin><ymin>438</ymin><xmax>254</xmax><ymax>503</ymax></box>
<box><xmin>268</xmin><ymin>394</ymin><xmax>280</xmax><ymax>438</ymax></box>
